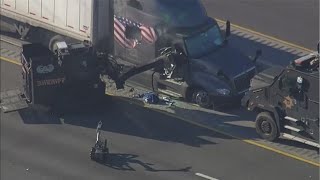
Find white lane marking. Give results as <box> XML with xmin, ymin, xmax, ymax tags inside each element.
<box><xmin>195</xmin><ymin>173</ymin><xmax>220</xmax><ymax>180</ymax></box>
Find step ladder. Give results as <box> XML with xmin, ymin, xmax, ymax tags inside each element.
<box><xmin>282</xmin><ymin>133</ymin><xmax>320</xmax><ymax>148</ymax></box>
<box><xmin>284</xmin><ymin>125</ymin><xmax>301</xmax><ymax>132</ymax></box>
<box><xmin>284</xmin><ymin>116</ymin><xmax>299</xmax><ymax>122</ymax></box>
<box><xmin>0</xmin><ymin>89</ymin><xmax>28</xmax><ymax>113</ymax></box>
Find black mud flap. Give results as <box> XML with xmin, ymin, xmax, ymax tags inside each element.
<box><xmin>0</xmin><ymin>89</ymin><xmax>29</xmax><ymax>113</ymax></box>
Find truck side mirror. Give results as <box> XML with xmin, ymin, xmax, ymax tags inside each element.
<box><xmin>225</xmin><ymin>20</ymin><xmax>231</xmax><ymax>38</ymax></box>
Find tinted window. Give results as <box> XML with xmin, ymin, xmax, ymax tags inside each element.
<box><xmin>279</xmin><ymin>70</ymin><xmax>316</xmax><ymax>101</ymax></box>
<box><xmin>184</xmin><ymin>25</ymin><xmax>223</xmax><ymax>58</ymax></box>
<box><xmin>279</xmin><ymin>70</ymin><xmax>297</xmax><ymax>94</ymax></box>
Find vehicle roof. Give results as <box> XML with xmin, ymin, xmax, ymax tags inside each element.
<box><xmin>287</xmin><ymin>52</ymin><xmax>319</xmax><ymax>78</ymax></box>
<box><xmin>287</xmin><ymin>66</ymin><xmax>319</xmax><ymax>78</ymax></box>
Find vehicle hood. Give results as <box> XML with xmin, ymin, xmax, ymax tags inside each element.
<box><xmin>190</xmin><ymin>45</ymin><xmax>255</xmax><ymax>78</ymax></box>
<box><xmin>250</xmin><ymin>66</ymin><xmax>283</xmax><ymax>90</ymax></box>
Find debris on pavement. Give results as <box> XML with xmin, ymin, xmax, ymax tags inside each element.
<box><xmin>142</xmin><ymin>92</ymin><xmax>160</xmax><ymax>104</ymax></box>
<box><xmin>162</xmin><ymin>96</ymin><xmax>174</xmax><ymax>106</ymax></box>
<box><xmin>132</xmin><ymin>91</ymin><xmax>175</xmax><ymax>106</ymax></box>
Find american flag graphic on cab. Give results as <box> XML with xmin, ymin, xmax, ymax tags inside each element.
<box><xmin>114</xmin><ymin>15</ymin><xmax>158</xmax><ymax>49</ymax></box>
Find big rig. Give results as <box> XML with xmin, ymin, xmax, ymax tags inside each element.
<box><xmin>0</xmin><ymin>0</ymin><xmax>260</xmax><ymax>110</ymax></box>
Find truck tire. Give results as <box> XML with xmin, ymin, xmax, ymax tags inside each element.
<box><xmin>48</xmin><ymin>35</ymin><xmax>65</xmax><ymax>52</ymax></box>
<box><xmin>255</xmin><ymin>112</ymin><xmax>280</xmax><ymax>141</ymax></box>
<box><xmin>191</xmin><ymin>89</ymin><xmax>212</xmax><ymax>109</ymax></box>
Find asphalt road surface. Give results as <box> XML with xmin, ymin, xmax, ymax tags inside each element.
<box><xmin>1</xmin><ymin>57</ymin><xmax>319</xmax><ymax>179</ymax></box>
<box><xmin>202</xmin><ymin>0</ymin><xmax>319</xmax><ymax>50</ymax></box>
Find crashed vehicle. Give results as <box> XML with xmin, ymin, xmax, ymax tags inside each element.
<box><xmin>242</xmin><ymin>49</ymin><xmax>319</xmax><ymax>148</ymax></box>
<box><xmin>113</xmin><ymin>0</ymin><xmax>261</xmax><ymax>109</ymax></box>
<box><xmin>0</xmin><ymin>0</ymin><xmax>184</xmax><ymax>112</ymax></box>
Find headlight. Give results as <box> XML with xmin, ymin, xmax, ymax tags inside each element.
<box><xmin>216</xmin><ymin>88</ymin><xmax>230</xmax><ymax>95</ymax></box>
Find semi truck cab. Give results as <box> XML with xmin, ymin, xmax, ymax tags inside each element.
<box><xmin>113</xmin><ymin>0</ymin><xmax>260</xmax><ymax>109</ymax></box>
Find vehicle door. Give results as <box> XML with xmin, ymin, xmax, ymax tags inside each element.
<box><xmin>303</xmin><ymin>75</ymin><xmax>319</xmax><ymax>140</ymax></box>
<box><xmin>114</xmin><ymin>0</ymin><xmax>160</xmax><ymax>89</ymax></box>
<box><xmin>152</xmin><ymin>40</ymin><xmax>189</xmax><ymax>97</ymax></box>
<box><xmin>124</xmin><ymin>0</ymin><xmax>161</xmax><ymax>63</ymax></box>
<box><xmin>113</xmin><ymin>1</ymin><xmax>140</xmax><ymax>65</ymax></box>
<box><xmin>272</xmin><ymin>69</ymin><xmax>308</xmax><ymax>119</ymax></box>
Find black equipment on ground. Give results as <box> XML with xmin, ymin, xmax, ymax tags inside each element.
<box><xmin>90</xmin><ymin>121</ymin><xmax>109</xmax><ymax>162</ymax></box>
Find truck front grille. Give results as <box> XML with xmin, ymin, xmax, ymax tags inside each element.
<box><xmin>234</xmin><ymin>68</ymin><xmax>256</xmax><ymax>93</ymax></box>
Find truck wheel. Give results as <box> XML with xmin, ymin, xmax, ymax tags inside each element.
<box><xmin>192</xmin><ymin>89</ymin><xmax>212</xmax><ymax>108</ymax></box>
<box><xmin>49</xmin><ymin>35</ymin><xmax>64</xmax><ymax>52</ymax></box>
<box><xmin>255</xmin><ymin>112</ymin><xmax>279</xmax><ymax>141</ymax></box>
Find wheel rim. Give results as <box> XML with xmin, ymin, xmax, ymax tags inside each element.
<box><xmin>194</xmin><ymin>91</ymin><xmax>210</xmax><ymax>107</ymax></box>
<box><xmin>261</xmin><ymin>120</ymin><xmax>272</xmax><ymax>134</ymax></box>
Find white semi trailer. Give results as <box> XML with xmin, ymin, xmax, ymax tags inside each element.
<box><xmin>0</xmin><ymin>0</ymin><xmax>113</xmax><ymax>52</ymax></box>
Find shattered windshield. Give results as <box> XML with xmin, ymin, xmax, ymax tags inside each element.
<box><xmin>184</xmin><ymin>25</ymin><xmax>224</xmax><ymax>58</ymax></box>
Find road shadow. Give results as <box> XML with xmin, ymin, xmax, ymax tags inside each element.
<box><xmin>14</xmin><ymin>87</ymin><xmax>318</xmax><ymax>152</ymax></box>
<box><xmin>220</xmin><ymin>25</ymin><xmax>313</xmax><ymax>70</ymax></box>
<box><xmin>18</xmin><ymin>108</ymin><xmax>62</xmax><ymax>124</ymax></box>
<box><xmin>275</xmin><ymin>138</ymin><xmax>320</xmax><ymax>153</ymax></box>
<box><xmin>115</xmin><ymin>84</ymin><xmax>319</xmax><ymax>153</ymax></box>
<box><xmin>62</xmin><ymin>97</ymin><xmax>234</xmax><ymax>147</ymax></box>
<box><xmin>100</xmin><ymin>153</ymin><xmax>192</xmax><ymax>172</ymax></box>
<box><xmin>13</xmin><ymin>94</ymin><xmax>235</xmax><ymax>148</ymax></box>
<box><xmin>222</xmin><ymin>107</ymin><xmax>319</xmax><ymax>152</ymax></box>
<box><xmin>165</xmin><ymin>101</ymin><xmax>319</xmax><ymax>153</ymax></box>
<box><xmin>17</xmin><ymin>95</ymin><xmax>114</xmax><ymax>124</ymax></box>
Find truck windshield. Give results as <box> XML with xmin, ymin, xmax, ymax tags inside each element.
<box><xmin>155</xmin><ymin>0</ymin><xmax>208</xmax><ymax>28</ymax></box>
<box><xmin>184</xmin><ymin>25</ymin><xmax>224</xmax><ymax>58</ymax></box>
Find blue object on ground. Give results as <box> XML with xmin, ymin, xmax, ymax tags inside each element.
<box><xmin>142</xmin><ymin>92</ymin><xmax>159</xmax><ymax>104</ymax></box>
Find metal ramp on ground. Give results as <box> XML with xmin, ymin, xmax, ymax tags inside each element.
<box><xmin>0</xmin><ymin>89</ymin><xmax>28</xmax><ymax>113</ymax></box>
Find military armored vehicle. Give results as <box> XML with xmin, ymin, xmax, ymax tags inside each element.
<box><xmin>242</xmin><ymin>48</ymin><xmax>319</xmax><ymax>148</ymax></box>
